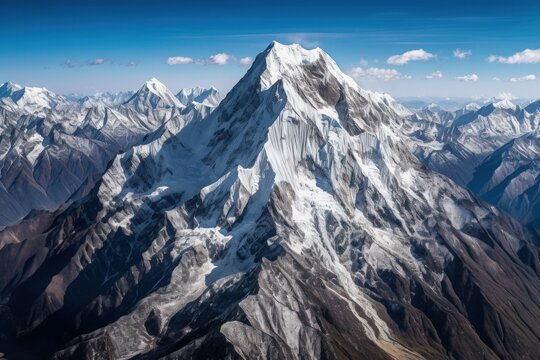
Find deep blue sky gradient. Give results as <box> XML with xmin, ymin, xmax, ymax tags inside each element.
<box><xmin>3</xmin><ymin>0</ymin><xmax>540</xmax><ymax>97</ymax></box>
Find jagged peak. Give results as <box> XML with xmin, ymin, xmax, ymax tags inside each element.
<box><xmin>257</xmin><ymin>41</ymin><xmax>358</xmax><ymax>90</ymax></box>
<box><xmin>493</xmin><ymin>98</ymin><xmax>517</xmax><ymax>110</ymax></box>
<box><xmin>1</xmin><ymin>80</ymin><xmax>20</xmax><ymax>88</ymax></box>
<box><xmin>9</xmin><ymin>86</ymin><xmax>63</xmax><ymax>104</ymax></box>
<box><xmin>464</xmin><ymin>102</ymin><xmax>481</xmax><ymax>111</ymax></box>
<box><xmin>176</xmin><ymin>86</ymin><xmax>222</xmax><ymax>107</ymax></box>
<box><xmin>425</xmin><ymin>103</ymin><xmax>442</xmax><ymax>111</ymax></box>
<box><xmin>124</xmin><ymin>78</ymin><xmax>183</xmax><ymax>109</ymax></box>
<box><xmin>176</xmin><ymin>86</ymin><xmax>205</xmax><ymax>99</ymax></box>
<box><xmin>178</xmin><ymin>85</ymin><xmax>204</xmax><ymax>94</ymax></box>
<box><xmin>218</xmin><ymin>41</ymin><xmax>404</xmax><ymax>124</ymax></box>
<box><xmin>266</xmin><ymin>41</ymin><xmax>324</xmax><ymax>60</ymax></box>
<box><xmin>143</xmin><ymin>78</ymin><xmax>170</xmax><ymax>95</ymax></box>
<box><xmin>262</xmin><ymin>42</ymin><xmax>328</xmax><ymax>74</ymax></box>
<box><xmin>0</xmin><ymin>81</ymin><xmax>23</xmax><ymax>97</ymax></box>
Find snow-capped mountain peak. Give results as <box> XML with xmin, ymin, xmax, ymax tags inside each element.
<box><xmin>124</xmin><ymin>78</ymin><xmax>183</xmax><ymax>109</ymax></box>
<box><xmin>176</xmin><ymin>86</ymin><xmax>204</xmax><ymax>105</ymax></box>
<box><xmin>0</xmin><ymin>82</ymin><xmax>70</xmax><ymax>114</ymax></box>
<box><xmin>176</xmin><ymin>86</ymin><xmax>223</xmax><ymax>107</ymax></box>
<box><xmin>426</xmin><ymin>102</ymin><xmax>442</xmax><ymax>111</ymax></box>
<box><xmin>260</xmin><ymin>41</ymin><xmax>359</xmax><ymax>91</ymax></box>
<box><xmin>234</xmin><ymin>42</ymin><xmax>407</xmax><ymax>126</ymax></box>
<box><xmin>145</xmin><ymin>77</ymin><xmax>170</xmax><ymax>95</ymax></box>
<box><xmin>0</xmin><ymin>81</ymin><xmax>23</xmax><ymax>98</ymax></box>
<box><xmin>493</xmin><ymin>98</ymin><xmax>517</xmax><ymax>110</ymax></box>
<box><xmin>464</xmin><ymin>102</ymin><xmax>481</xmax><ymax>111</ymax></box>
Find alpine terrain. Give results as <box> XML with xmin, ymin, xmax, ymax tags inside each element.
<box><xmin>403</xmin><ymin>98</ymin><xmax>540</xmax><ymax>228</ymax></box>
<box><xmin>1</xmin><ymin>42</ymin><xmax>540</xmax><ymax>360</ymax></box>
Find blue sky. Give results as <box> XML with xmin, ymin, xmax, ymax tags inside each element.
<box><xmin>3</xmin><ymin>0</ymin><xmax>540</xmax><ymax>98</ymax></box>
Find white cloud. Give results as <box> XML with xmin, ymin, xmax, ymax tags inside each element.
<box><xmin>425</xmin><ymin>70</ymin><xmax>443</xmax><ymax>79</ymax></box>
<box><xmin>492</xmin><ymin>77</ymin><xmax>501</xmax><ymax>81</ymax></box>
<box><xmin>167</xmin><ymin>56</ymin><xmax>193</xmax><ymax>65</ymax></box>
<box><xmin>89</xmin><ymin>58</ymin><xmax>106</xmax><ymax>66</ymax></box>
<box><xmin>386</xmin><ymin>49</ymin><xmax>435</xmax><ymax>65</ymax></box>
<box><xmin>240</xmin><ymin>57</ymin><xmax>253</xmax><ymax>65</ymax></box>
<box><xmin>208</xmin><ymin>53</ymin><xmax>231</xmax><ymax>65</ymax></box>
<box><xmin>351</xmin><ymin>67</ymin><xmax>411</xmax><ymax>81</ymax></box>
<box><xmin>63</xmin><ymin>59</ymin><xmax>77</xmax><ymax>68</ymax></box>
<box><xmin>456</xmin><ymin>74</ymin><xmax>479</xmax><ymax>82</ymax></box>
<box><xmin>358</xmin><ymin>58</ymin><xmax>369</xmax><ymax>66</ymax></box>
<box><xmin>488</xmin><ymin>49</ymin><xmax>540</xmax><ymax>64</ymax></box>
<box><xmin>168</xmin><ymin>53</ymin><xmax>236</xmax><ymax>66</ymax></box>
<box><xmin>453</xmin><ymin>49</ymin><xmax>472</xmax><ymax>59</ymax></box>
<box><xmin>510</xmin><ymin>74</ymin><xmax>536</xmax><ymax>82</ymax></box>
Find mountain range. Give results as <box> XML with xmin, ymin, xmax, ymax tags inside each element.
<box><xmin>0</xmin><ymin>78</ymin><xmax>221</xmax><ymax>230</ymax></box>
<box><xmin>0</xmin><ymin>42</ymin><xmax>539</xmax><ymax>360</ymax></box>
<box><xmin>403</xmin><ymin>98</ymin><xmax>540</xmax><ymax>227</ymax></box>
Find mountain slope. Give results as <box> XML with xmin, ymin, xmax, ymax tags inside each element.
<box><xmin>1</xmin><ymin>42</ymin><xmax>540</xmax><ymax>360</ymax></box>
<box><xmin>406</xmin><ymin>100</ymin><xmax>538</xmax><ymax>185</ymax></box>
<box><xmin>0</xmin><ymin>81</ymin><xmax>72</xmax><ymax>115</ymax></box>
<box><xmin>468</xmin><ymin>130</ymin><xmax>540</xmax><ymax>227</ymax></box>
<box><xmin>77</xmin><ymin>91</ymin><xmax>135</xmax><ymax>108</ymax></box>
<box><xmin>176</xmin><ymin>86</ymin><xmax>223</xmax><ymax>107</ymax></box>
<box><xmin>404</xmin><ymin>99</ymin><xmax>540</xmax><ymax>228</ymax></box>
<box><xmin>124</xmin><ymin>78</ymin><xmax>183</xmax><ymax>111</ymax></box>
<box><xmin>0</xmin><ymin>79</ymin><xmax>204</xmax><ymax>230</ymax></box>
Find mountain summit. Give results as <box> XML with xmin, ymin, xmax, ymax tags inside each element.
<box><xmin>124</xmin><ymin>77</ymin><xmax>184</xmax><ymax>110</ymax></box>
<box><xmin>1</xmin><ymin>42</ymin><xmax>540</xmax><ymax>360</ymax></box>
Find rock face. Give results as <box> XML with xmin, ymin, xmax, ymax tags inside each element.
<box><xmin>1</xmin><ymin>42</ymin><xmax>540</xmax><ymax>360</ymax></box>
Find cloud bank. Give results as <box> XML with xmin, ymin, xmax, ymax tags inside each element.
<box><xmin>488</xmin><ymin>49</ymin><xmax>540</xmax><ymax>64</ymax></box>
<box><xmin>510</xmin><ymin>74</ymin><xmax>536</xmax><ymax>82</ymax></box>
<box><xmin>167</xmin><ymin>56</ymin><xmax>194</xmax><ymax>65</ymax></box>
<box><xmin>387</xmin><ymin>49</ymin><xmax>435</xmax><ymax>65</ymax></box>
<box><xmin>456</xmin><ymin>74</ymin><xmax>479</xmax><ymax>82</ymax></box>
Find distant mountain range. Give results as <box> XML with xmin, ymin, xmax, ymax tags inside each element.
<box><xmin>403</xmin><ymin>98</ymin><xmax>540</xmax><ymax>227</ymax></box>
<box><xmin>0</xmin><ymin>43</ymin><xmax>539</xmax><ymax>360</ymax></box>
<box><xmin>0</xmin><ymin>79</ymin><xmax>222</xmax><ymax>229</ymax></box>
<box><xmin>397</xmin><ymin>96</ymin><xmax>537</xmax><ymax>112</ymax></box>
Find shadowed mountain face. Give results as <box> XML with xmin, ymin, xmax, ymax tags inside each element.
<box><xmin>403</xmin><ymin>100</ymin><xmax>540</xmax><ymax>228</ymax></box>
<box><xmin>1</xmin><ymin>42</ymin><xmax>540</xmax><ymax>360</ymax></box>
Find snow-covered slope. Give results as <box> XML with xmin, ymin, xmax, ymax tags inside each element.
<box><xmin>0</xmin><ymin>81</ymin><xmax>71</xmax><ymax>115</ymax></box>
<box><xmin>404</xmin><ymin>99</ymin><xmax>540</xmax><ymax>227</ymax></box>
<box><xmin>176</xmin><ymin>86</ymin><xmax>223</xmax><ymax>107</ymax></box>
<box><xmin>405</xmin><ymin>101</ymin><xmax>536</xmax><ymax>184</ymax></box>
<box><xmin>77</xmin><ymin>91</ymin><xmax>135</xmax><ymax>108</ymax></box>
<box><xmin>1</xmin><ymin>42</ymin><xmax>540</xmax><ymax>360</ymax></box>
<box><xmin>124</xmin><ymin>78</ymin><xmax>183</xmax><ymax>111</ymax></box>
<box><xmin>0</xmin><ymin>78</ymin><xmax>214</xmax><ymax>230</ymax></box>
<box><xmin>0</xmin><ymin>81</ymin><xmax>22</xmax><ymax>98</ymax></box>
<box><xmin>468</xmin><ymin>130</ymin><xmax>540</xmax><ymax>227</ymax></box>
